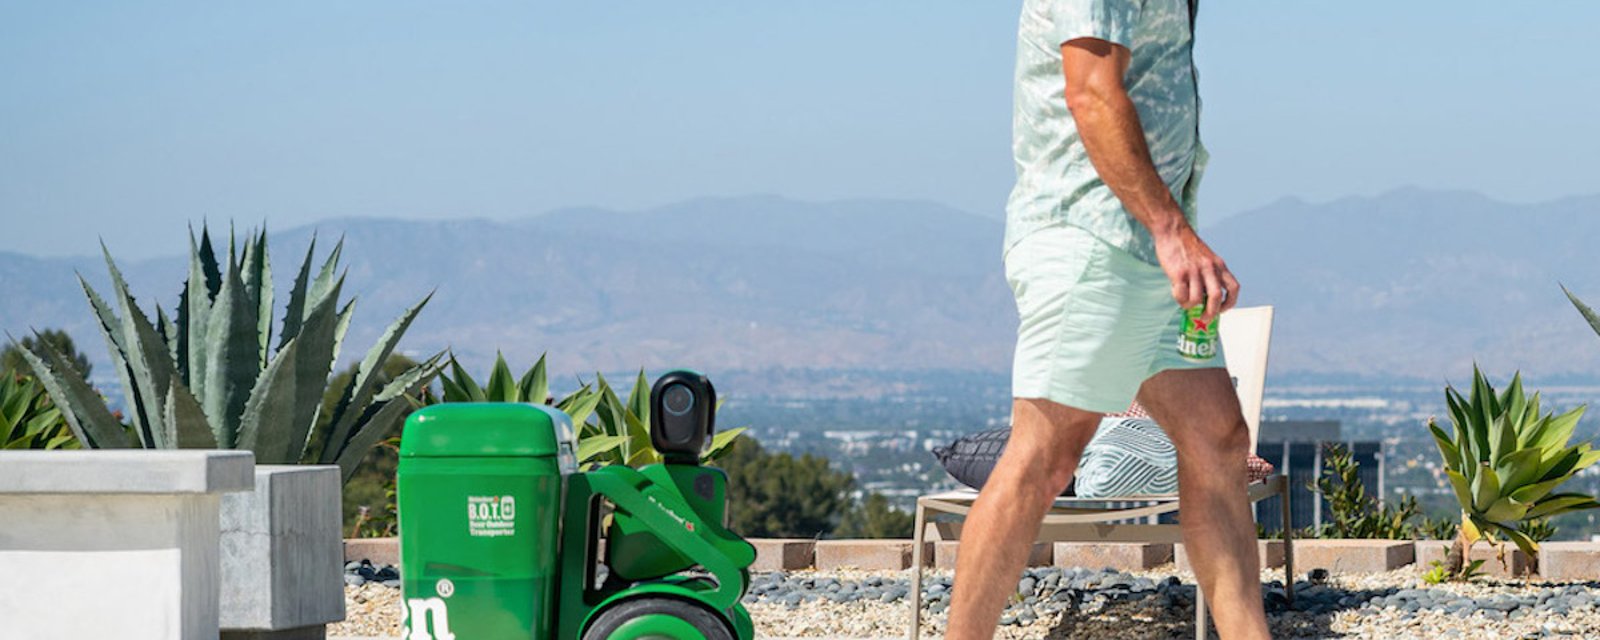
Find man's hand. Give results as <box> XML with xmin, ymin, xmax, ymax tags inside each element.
<box><xmin>1061</xmin><ymin>37</ymin><xmax>1238</xmax><ymax>322</ymax></box>
<box><xmin>1153</xmin><ymin>227</ymin><xmax>1239</xmax><ymax>322</ymax></box>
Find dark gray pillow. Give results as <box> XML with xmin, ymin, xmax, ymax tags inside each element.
<box><xmin>931</xmin><ymin>427</ymin><xmax>1075</xmax><ymax>496</ymax></box>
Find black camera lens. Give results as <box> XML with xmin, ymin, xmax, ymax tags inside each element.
<box><xmin>662</xmin><ymin>383</ymin><xmax>695</xmax><ymax>417</ymax></box>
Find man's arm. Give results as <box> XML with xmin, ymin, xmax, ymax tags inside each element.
<box><xmin>1060</xmin><ymin>37</ymin><xmax>1238</xmax><ymax>321</ymax></box>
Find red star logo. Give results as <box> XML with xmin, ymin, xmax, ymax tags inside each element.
<box><xmin>1191</xmin><ymin>317</ymin><xmax>1210</xmax><ymax>332</ymax></box>
<box><xmin>686</xmin><ymin>522</ymin><xmax>696</xmax><ymax>532</ymax></box>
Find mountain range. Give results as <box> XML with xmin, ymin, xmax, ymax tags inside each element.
<box><xmin>3</xmin><ymin>188</ymin><xmax>1600</xmax><ymax>396</ymax></box>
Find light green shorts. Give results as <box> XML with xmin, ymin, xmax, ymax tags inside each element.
<box><xmin>1005</xmin><ymin>225</ymin><xmax>1226</xmax><ymax>413</ymax></box>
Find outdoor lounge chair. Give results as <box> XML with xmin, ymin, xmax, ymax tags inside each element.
<box><xmin>908</xmin><ymin>305</ymin><xmax>1293</xmax><ymax>639</ymax></box>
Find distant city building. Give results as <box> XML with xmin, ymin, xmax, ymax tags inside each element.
<box><xmin>1252</xmin><ymin>420</ymin><xmax>1383</xmax><ymax>534</ymax></box>
<box><xmin>1258</xmin><ymin>419</ymin><xmax>1341</xmax><ymax>443</ymax></box>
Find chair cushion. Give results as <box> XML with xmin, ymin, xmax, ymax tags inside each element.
<box><xmin>931</xmin><ymin>404</ymin><xmax>1276</xmax><ymax>497</ymax></box>
<box><xmin>1074</xmin><ymin>417</ymin><xmax>1178</xmax><ymax>498</ymax></box>
<box><xmin>930</xmin><ymin>427</ymin><xmax>1076</xmax><ymax>496</ymax></box>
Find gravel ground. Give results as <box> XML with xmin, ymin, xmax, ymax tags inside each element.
<box><xmin>328</xmin><ymin>564</ymin><xmax>1600</xmax><ymax>639</ymax></box>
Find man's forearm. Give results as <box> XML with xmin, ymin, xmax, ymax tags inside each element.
<box><xmin>1066</xmin><ymin>87</ymin><xmax>1190</xmax><ymax>241</ymax></box>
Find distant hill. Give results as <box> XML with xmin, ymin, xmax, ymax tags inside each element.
<box><xmin>3</xmin><ymin>189</ymin><xmax>1600</xmax><ymax>395</ymax></box>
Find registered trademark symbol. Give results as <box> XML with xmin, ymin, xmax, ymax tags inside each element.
<box><xmin>436</xmin><ymin>578</ymin><xmax>455</xmax><ymax>598</ymax></box>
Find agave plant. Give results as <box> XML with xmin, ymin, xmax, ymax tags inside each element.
<box><xmin>2</xmin><ymin>374</ymin><xmax>80</xmax><ymax>450</ymax></box>
<box><xmin>435</xmin><ymin>354</ymin><xmax>745</xmax><ymax>469</ymax></box>
<box><xmin>18</xmin><ymin>226</ymin><xmax>442</xmax><ymax>482</ymax></box>
<box><xmin>1426</xmin><ymin>366</ymin><xmax>1600</xmax><ymax>574</ymax></box>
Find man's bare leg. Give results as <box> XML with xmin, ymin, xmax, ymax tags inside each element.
<box><xmin>1138</xmin><ymin>368</ymin><xmax>1270</xmax><ymax>640</ymax></box>
<box><xmin>945</xmin><ymin>398</ymin><xmax>1101</xmax><ymax>640</ymax></box>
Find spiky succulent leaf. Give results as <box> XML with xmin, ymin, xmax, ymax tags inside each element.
<box><xmin>577</xmin><ymin>434</ymin><xmax>629</xmax><ymax>466</ymax></box>
<box><xmin>16</xmin><ymin>337</ymin><xmax>131</xmax><ymax>448</ymax></box>
<box><xmin>445</xmin><ymin>358</ymin><xmax>486</xmax><ymax>403</ymax></box>
<box><xmin>331</xmin><ymin>357</ymin><xmax>441</xmax><ymax>483</ymax></box>
<box><xmin>282</xmin><ymin>277</ymin><xmax>345</xmax><ymax>463</ymax></box>
<box><xmin>164</xmin><ymin>380</ymin><xmax>216</xmax><ymax>448</ymax></box>
<box><xmin>518</xmin><ymin>353</ymin><xmax>549</xmax><ymax>406</ymax></box>
<box><xmin>485</xmin><ymin>353</ymin><xmax>517</xmax><ymax>402</ymax></box>
<box><xmin>704</xmin><ymin>426</ymin><xmax>748</xmax><ymax>462</ymax></box>
<box><xmin>627</xmin><ymin>369</ymin><xmax>650</xmax><ymax>427</ymax></box>
<box><xmin>307</xmin><ymin>237</ymin><xmax>344</xmax><ymax>314</ymax></box>
<box><xmin>278</xmin><ymin>234</ymin><xmax>318</xmax><ymax>350</ymax></box>
<box><xmin>236</xmin><ymin>339</ymin><xmax>301</xmax><ymax>462</ymax></box>
<box><xmin>108</xmin><ymin>273</ymin><xmax>180</xmax><ymax>450</ymax></box>
<box><xmin>76</xmin><ymin>275</ymin><xmax>144</xmax><ymax>445</ymax></box>
<box><xmin>241</xmin><ymin>229</ymin><xmax>272</xmax><ymax>368</ymax></box>
<box><xmin>557</xmin><ymin>385</ymin><xmax>602</xmax><ymax>426</ymax></box>
<box><xmin>201</xmin><ymin>251</ymin><xmax>262</xmax><ymax>448</ymax></box>
<box><xmin>1563</xmin><ymin>284</ymin><xmax>1600</xmax><ymax>339</ymax></box>
<box><xmin>320</xmin><ymin>293</ymin><xmax>433</xmax><ymax>464</ymax></box>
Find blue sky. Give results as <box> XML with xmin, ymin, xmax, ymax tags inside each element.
<box><xmin>3</xmin><ymin>1</ymin><xmax>1598</xmax><ymax>258</ymax></box>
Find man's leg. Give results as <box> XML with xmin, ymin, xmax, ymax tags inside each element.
<box><xmin>945</xmin><ymin>397</ymin><xmax>1102</xmax><ymax>640</ymax></box>
<box><xmin>1138</xmin><ymin>368</ymin><xmax>1270</xmax><ymax>640</ymax></box>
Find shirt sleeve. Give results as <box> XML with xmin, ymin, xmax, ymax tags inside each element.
<box><xmin>1049</xmin><ymin>0</ymin><xmax>1142</xmax><ymax>49</ymax></box>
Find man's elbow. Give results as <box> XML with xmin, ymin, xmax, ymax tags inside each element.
<box><xmin>1062</xmin><ymin>81</ymin><xmax>1111</xmax><ymax>118</ymax></box>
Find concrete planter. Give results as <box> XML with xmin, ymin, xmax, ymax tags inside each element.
<box><xmin>220</xmin><ymin>465</ymin><xmax>345</xmax><ymax>639</ymax></box>
<box><xmin>0</xmin><ymin>450</ymin><xmax>254</xmax><ymax>640</ymax></box>
<box><xmin>1294</xmin><ymin>539</ymin><xmax>1414</xmax><ymax>574</ymax></box>
<box><xmin>1414</xmin><ymin>539</ymin><xmax>1536</xmax><ymax>578</ymax></box>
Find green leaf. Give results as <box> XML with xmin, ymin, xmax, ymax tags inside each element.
<box><xmin>1482</xmin><ymin>496</ymin><xmax>1529</xmax><ymax>523</ymax></box>
<box><xmin>485</xmin><ymin>353</ymin><xmax>517</xmax><ymax>402</ymax></box>
<box><xmin>184</xmin><ymin>228</ymin><xmax>216</xmax><ymax>399</ymax></box>
<box><xmin>1526</xmin><ymin>494</ymin><xmax>1600</xmax><ymax>519</ymax></box>
<box><xmin>307</xmin><ymin>236</ymin><xmax>344</xmax><ymax>315</ymax></box>
<box><xmin>518</xmin><ymin>353</ymin><xmax>549</xmax><ymax>406</ymax></box>
<box><xmin>1471</xmin><ymin>463</ymin><xmax>1501</xmax><ymax>512</ymax></box>
<box><xmin>557</xmin><ymin>386</ymin><xmax>601</xmax><ymax>426</ymax></box>
<box><xmin>447</xmin><ymin>357</ymin><xmax>485</xmax><ymax>403</ymax></box>
<box><xmin>627</xmin><ymin>369</ymin><xmax>650</xmax><ymax>428</ymax></box>
<box><xmin>704</xmin><ymin>426</ymin><xmax>747</xmax><ymax>462</ymax></box>
<box><xmin>236</xmin><ymin>339</ymin><xmax>301</xmax><ymax>462</ymax></box>
<box><xmin>283</xmin><ymin>277</ymin><xmax>346</xmax><ymax>463</ymax></box>
<box><xmin>278</xmin><ymin>233</ymin><xmax>318</xmax><ymax>350</ymax></box>
<box><xmin>164</xmin><ymin>380</ymin><xmax>217</xmax><ymax>448</ymax></box>
<box><xmin>201</xmin><ymin>250</ymin><xmax>262</xmax><ymax>449</ymax></box>
<box><xmin>320</xmin><ymin>293</ymin><xmax>433</xmax><ymax>464</ymax></box>
<box><xmin>15</xmin><ymin>337</ymin><xmax>132</xmax><ymax>448</ymax></box>
<box><xmin>1446</xmin><ymin>469</ymin><xmax>1473</xmax><ymax>509</ymax></box>
<box><xmin>1501</xmin><ymin>527</ymin><xmax>1539</xmax><ymax>558</ymax></box>
<box><xmin>242</xmin><ymin>229</ymin><xmax>273</xmax><ymax>369</ymax></box>
<box><xmin>331</xmin><ymin>362</ymin><xmax>438</xmax><ymax>483</ymax></box>
<box><xmin>1530</xmin><ymin>406</ymin><xmax>1585</xmax><ymax>454</ymax></box>
<box><xmin>1495</xmin><ymin>447</ymin><xmax>1544</xmax><ymax>491</ymax></box>
<box><xmin>1563</xmin><ymin>283</ymin><xmax>1600</xmax><ymax>340</ymax></box>
<box><xmin>109</xmin><ymin>275</ymin><xmax>181</xmax><ymax>450</ymax></box>
<box><xmin>1428</xmin><ymin>420</ymin><xmax>1461</xmax><ymax>472</ymax></box>
<box><xmin>577</xmin><ymin>434</ymin><xmax>629</xmax><ymax>465</ymax></box>
<box><xmin>76</xmin><ymin>274</ymin><xmax>141</xmax><ymax>444</ymax></box>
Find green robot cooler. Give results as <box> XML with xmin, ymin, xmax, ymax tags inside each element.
<box><xmin>397</xmin><ymin>370</ymin><xmax>756</xmax><ymax>640</ymax></box>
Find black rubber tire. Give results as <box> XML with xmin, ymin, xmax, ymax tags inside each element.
<box><xmin>581</xmin><ymin>597</ymin><xmax>734</xmax><ymax>640</ymax></box>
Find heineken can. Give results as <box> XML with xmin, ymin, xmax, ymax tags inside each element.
<box><xmin>1177</xmin><ymin>305</ymin><xmax>1219</xmax><ymax>360</ymax></box>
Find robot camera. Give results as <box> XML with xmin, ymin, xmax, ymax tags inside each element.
<box><xmin>649</xmin><ymin>370</ymin><xmax>716</xmax><ymax>464</ymax></box>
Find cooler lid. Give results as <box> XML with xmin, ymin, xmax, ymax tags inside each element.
<box><xmin>400</xmin><ymin>403</ymin><xmax>575</xmax><ymax>459</ymax></box>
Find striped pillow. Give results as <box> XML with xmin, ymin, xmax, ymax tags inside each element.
<box><xmin>1074</xmin><ymin>417</ymin><xmax>1178</xmax><ymax>498</ymax></box>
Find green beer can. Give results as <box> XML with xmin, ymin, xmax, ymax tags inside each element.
<box><xmin>1177</xmin><ymin>305</ymin><xmax>1219</xmax><ymax>360</ymax></box>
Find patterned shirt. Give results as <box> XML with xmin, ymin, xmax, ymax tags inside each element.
<box><xmin>1004</xmin><ymin>0</ymin><xmax>1206</xmax><ymax>266</ymax></box>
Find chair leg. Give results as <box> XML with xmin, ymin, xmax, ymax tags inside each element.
<box><xmin>909</xmin><ymin>502</ymin><xmax>927</xmax><ymax>640</ymax></box>
<box><xmin>1281</xmin><ymin>478</ymin><xmax>1295</xmax><ymax>606</ymax></box>
<box><xmin>1195</xmin><ymin>584</ymin><xmax>1208</xmax><ymax>640</ymax></box>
